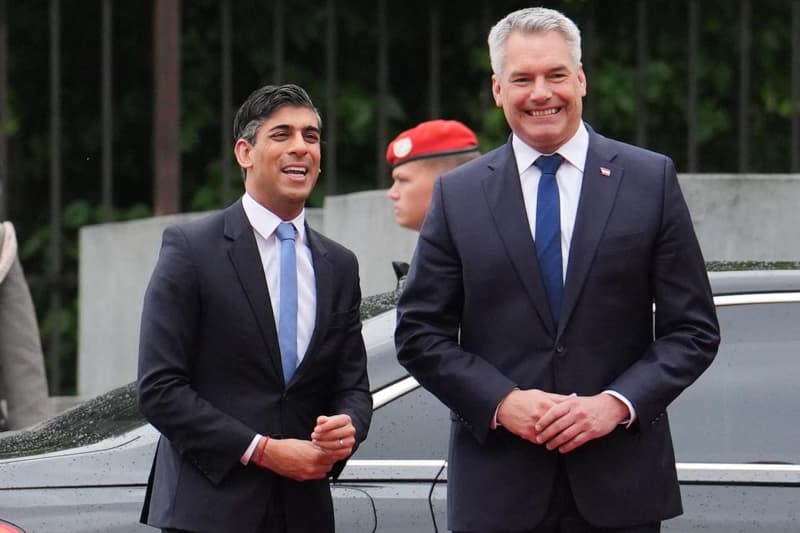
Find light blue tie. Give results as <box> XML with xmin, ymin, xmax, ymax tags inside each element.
<box><xmin>534</xmin><ymin>154</ymin><xmax>565</xmax><ymax>322</ymax></box>
<box><xmin>276</xmin><ymin>222</ymin><xmax>298</xmax><ymax>384</ymax></box>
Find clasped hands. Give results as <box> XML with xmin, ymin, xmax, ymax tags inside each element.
<box><xmin>253</xmin><ymin>414</ymin><xmax>356</xmax><ymax>482</ymax></box>
<box><xmin>496</xmin><ymin>389</ymin><xmax>629</xmax><ymax>454</ymax></box>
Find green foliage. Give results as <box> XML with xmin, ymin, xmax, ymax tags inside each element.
<box><xmin>591</xmin><ymin>61</ymin><xmax>637</xmax><ymax>134</ymax></box>
<box><xmin>338</xmin><ymin>89</ymin><xmax>379</xmax><ymax>144</ymax></box>
<box><xmin>479</xmin><ymin>107</ymin><xmax>512</xmax><ymax>151</ymax></box>
<box><xmin>3</xmin><ymin>0</ymin><xmax>799</xmax><ymax>394</ymax></box>
<box><xmin>16</xmin><ymin>200</ymin><xmax>152</xmax><ymax>395</ymax></box>
<box><xmin>190</xmin><ymin>181</ymin><xmax>223</xmax><ymax>213</ymax></box>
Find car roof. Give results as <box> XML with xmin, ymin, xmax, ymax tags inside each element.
<box><xmin>708</xmin><ymin>270</ymin><xmax>800</xmax><ymax>295</ymax></box>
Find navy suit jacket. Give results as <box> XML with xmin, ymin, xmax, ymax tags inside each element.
<box><xmin>137</xmin><ymin>200</ymin><xmax>372</xmax><ymax>533</ymax></box>
<box><xmin>395</xmin><ymin>128</ymin><xmax>720</xmax><ymax>531</ymax></box>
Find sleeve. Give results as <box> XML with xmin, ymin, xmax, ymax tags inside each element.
<box><xmin>607</xmin><ymin>157</ymin><xmax>721</xmax><ymax>427</ymax></box>
<box><xmin>136</xmin><ymin>225</ymin><xmax>256</xmax><ymax>485</ymax></box>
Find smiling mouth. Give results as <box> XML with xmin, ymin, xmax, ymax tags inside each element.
<box><xmin>282</xmin><ymin>165</ymin><xmax>309</xmax><ymax>176</ymax></box>
<box><xmin>527</xmin><ymin>108</ymin><xmax>560</xmax><ymax>117</ymax></box>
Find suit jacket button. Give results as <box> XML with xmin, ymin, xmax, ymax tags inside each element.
<box><xmin>555</xmin><ymin>344</ymin><xmax>565</xmax><ymax>354</ymax></box>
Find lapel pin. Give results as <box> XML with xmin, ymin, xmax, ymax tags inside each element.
<box><xmin>600</xmin><ymin>166</ymin><xmax>611</xmax><ymax>176</ymax></box>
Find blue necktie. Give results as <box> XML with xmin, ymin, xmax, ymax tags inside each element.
<box><xmin>276</xmin><ymin>222</ymin><xmax>298</xmax><ymax>384</ymax></box>
<box><xmin>534</xmin><ymin>154</ymin><xmax>565</xmax><ymax>322</ymax></box>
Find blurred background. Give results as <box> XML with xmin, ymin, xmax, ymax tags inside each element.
<box><xmin>0</xmin><ymin>0</ymin><xmax>798</xmax><ymax>396</ymax></box>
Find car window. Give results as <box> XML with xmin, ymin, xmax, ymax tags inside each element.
<box><xmin>669</xmin><ymin>301</ymin><xmax>800</xmax><ymax>464</ymax></box>
<box><xmin>353</xmin><ymin>385</ymin><xmax>450</xmax><ymax>460</ymax></box>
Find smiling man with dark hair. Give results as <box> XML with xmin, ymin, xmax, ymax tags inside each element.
<box><xmin>138</xmin><ymin>83</ymin><xmax>371</xmax><ymax>533</ymax></box>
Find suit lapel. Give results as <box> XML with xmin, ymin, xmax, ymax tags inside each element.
<box><xmin>223</xmin><ymin>201</ymin><xmax>283</xmax><ymax>380</ymax></box>
<box><xmin>294</xmin><ymin>225</ymin><xmax>332</xmax><ymax>379</ymax></box>
<box><xmin>482</xmin><ymin>142</ymin><xmax>556</xmax><ymax>336</ymax></box>
<box><xmin>559</xmin><ymin>130</ymin><xmax>623</xmax><ymax>336</ymax></box>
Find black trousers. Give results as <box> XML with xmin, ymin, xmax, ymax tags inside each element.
<box><xmin>454</xmin><ymin>461</ymin><xmax>661</xmax><ymax>533</ymax></box>
<box><xmin>161</xmin><ymin>485</ymin><xmax>287</xmax><ymax>533</ymax></box>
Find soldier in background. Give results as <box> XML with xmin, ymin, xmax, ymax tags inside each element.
<box><xmin>385</xmin><ymin>119</ymin><xmax>481</xmax><ymax>283</ymax></box>
<box><xmin>386</xmin><ymin>119</ymin><xmax>480</xmax><ymax>232</ymax></box>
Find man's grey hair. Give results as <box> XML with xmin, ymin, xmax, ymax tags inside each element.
<box><xmin>488</xmin><ymin>7</ymin><xmax>582</xmax><ymax>76</ymax></box>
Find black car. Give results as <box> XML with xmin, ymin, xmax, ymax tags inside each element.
<box><xmin>1</xmin><ymin>270</ymin><xmax>799</xmax><ymax>532</ymax></box>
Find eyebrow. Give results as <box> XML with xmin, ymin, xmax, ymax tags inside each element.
<box><xmin>508</xmin><ymin>64</ymin><xmax>571</xmax><ymax>77</ymax></box>
<box><xmin>268</xmin><ymin>124</ymin><xmax>321</xmax><ymax>134</ymax></box>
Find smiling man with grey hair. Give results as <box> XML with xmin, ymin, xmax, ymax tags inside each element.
<box><xmin>396</xmin><ymin>7</ymin><xmax>719</xmax><ymax>533</ymax></box>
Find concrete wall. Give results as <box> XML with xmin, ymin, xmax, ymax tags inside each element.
<box><xmin>77</xmin><ymin>175</ymin><xmax>800</xmax><ymax>398</ymax></box>
<box><xmin>78</xmin><ymin>213</ymin><xmax>207</xmax><ymax>401</ymax></box>
<box><xmin>321</xmin><ymin>190</ymin><xmax>419</xmax><ymax>295</ymax></box>
<box><xmin>679</xmin><ymin>175</ymin><xmax>800</xmax><ymax>261</ymax></box>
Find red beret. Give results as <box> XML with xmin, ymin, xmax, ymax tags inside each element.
<box><xmin>386</xmin><ymin>119</ymin><xmax>479</xmax><ymax>167</ymax></box>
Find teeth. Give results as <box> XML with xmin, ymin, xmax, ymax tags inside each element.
<box><xmin>283</xmin><ymin>167</ymin><xmax>307</xmax><ymax>175</ymax></box>
<box><xmin>529</xmin><ymin>108</ymin><xmax>559</xmax><ymax>117</ymax></box>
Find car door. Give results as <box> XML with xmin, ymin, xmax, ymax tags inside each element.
<box><xmin>335</xmin><ymin>377</ymin><xmax>450</xmax><ymax>532</ymax></box>
<box><xmin>0</xmin><ymin>425</ymin><xmax>154</xmax><ymax>533</ymax></box>
<box><xmin>665</xmin><ymin>293</ymin><xmax>800</xmax><ymax>532</ymax></box>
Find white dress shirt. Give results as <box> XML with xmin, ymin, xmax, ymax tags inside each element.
<box><xmin>240</xmin><ymin>192</ymin><xmax>318</xmax><ymax>463</ymax></box>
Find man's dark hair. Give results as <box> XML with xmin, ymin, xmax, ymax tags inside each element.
<box><xmin>232</xmin><ymin>83</ymin><xmax>321</xmax><ymax>144</ymax></box>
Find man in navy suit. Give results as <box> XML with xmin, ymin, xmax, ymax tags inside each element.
<box><xmin>138</xmin><ymin>84</ymin><xmax>371</xmax><ymax>533</ymax></box>
<box><xmin>395</xmin><ymin>7</ymin><xmax>720</xmax><ymax>533</ymax></box>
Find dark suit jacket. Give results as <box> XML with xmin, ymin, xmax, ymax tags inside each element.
<box><xmin>395</xmin><ymin>128</ymin><xmax>720</xmax><ymax>531</ymax></box>
<box><xmin>137</xmin><ymin>200</ymin><xmax>372</xmax><ymax>533</ymax></box>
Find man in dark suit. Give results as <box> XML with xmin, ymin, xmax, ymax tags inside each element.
<box><xmin>138</xmin><ymin>84</ymin><xmax>372</xmax><ymax>533</ymax></box>
<box><xmin>395</xmin><ymin>7</ymin><xmax>720</xmax><ymax>533</ymax></box>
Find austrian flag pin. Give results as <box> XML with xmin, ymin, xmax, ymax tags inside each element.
<box><xmin>600</xmin><ymin>167</ymin><xmax>611</xmax><ymax>176</ymax></box>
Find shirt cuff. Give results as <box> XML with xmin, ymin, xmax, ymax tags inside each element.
<box><xmin>241</xmin><ymin>434</ymin><xmax>262</xmax><ymax>465</ymax></box>
<box><xmin>602</xmin><ymin>390</ymin><xmax>637</xmax><ymax>428</ymax></box>
<box><xmin>492</xmin><ymin>388</ymin><xmax>519</xmax><ymax>429</ymax></box>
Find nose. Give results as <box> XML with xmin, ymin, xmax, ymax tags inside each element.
<box><xmin>287</xmin><ymin>132</ymin><xmax>310</xmax><ymax>155</ymax></box>
<box><xmin>387</xmin><ymin>182</ymin><xmax>399</xmax><ymax>200</ymax></box>
<box><xmin>530</xmin><ymin>77</ymin><xmax>551</xmax><ymax>101</ymax></box>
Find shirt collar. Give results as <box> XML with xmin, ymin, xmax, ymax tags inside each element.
<box><xmin>241</xmin><ymin>192</ymin><xmax>307</xmax><ymax>243</ymax></box>
<box><xmin>512</xmin><ymin>121</ymin><xmax>589</xmax><ymax>176</ymax></box>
